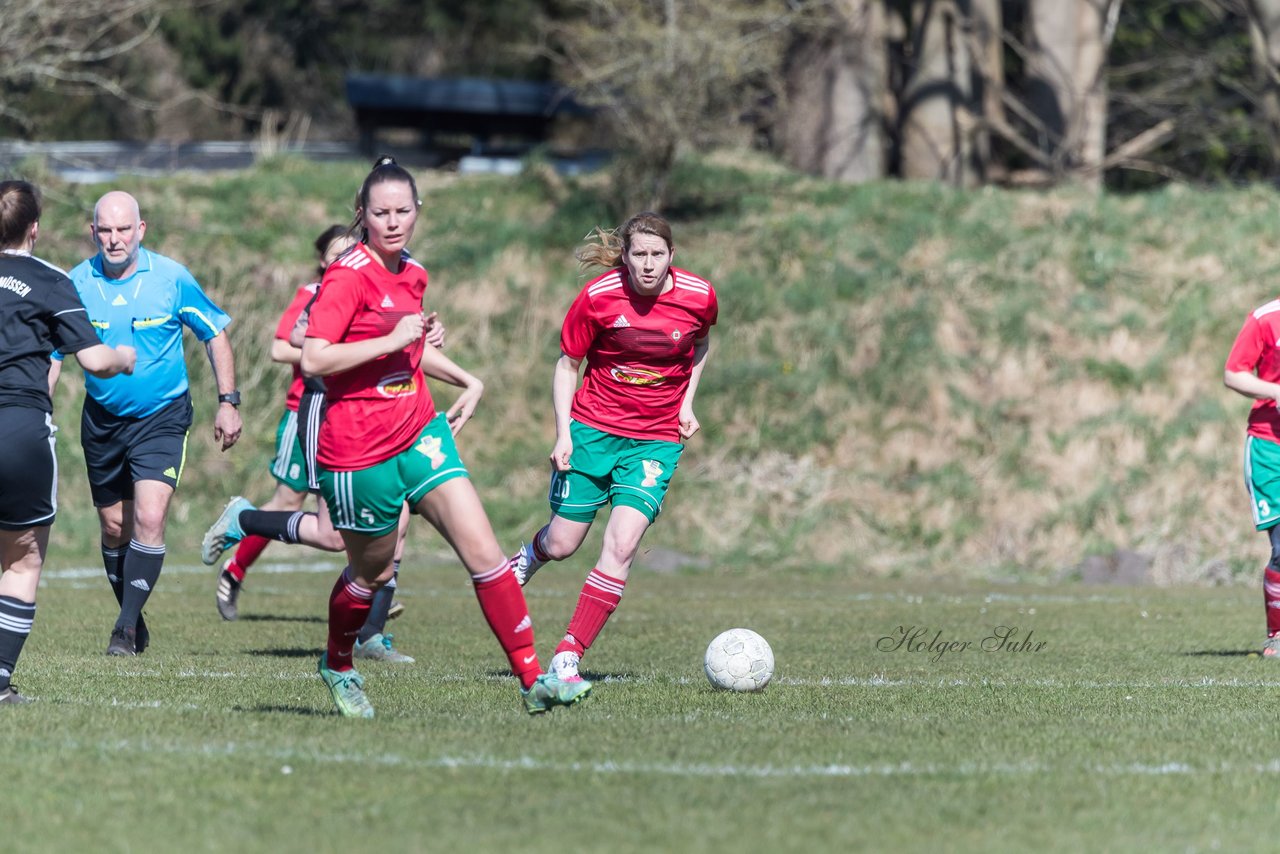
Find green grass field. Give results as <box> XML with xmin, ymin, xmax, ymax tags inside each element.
<box><xmin>4</xmin><ymin>552</ymin><xmax>1275</xmax><ymax>853</ymax></box>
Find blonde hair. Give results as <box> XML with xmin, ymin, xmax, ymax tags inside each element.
<box><xmin>575</xmin><ymin>211</ymin><xmax>673</xmax><ymax>271</ymax></box>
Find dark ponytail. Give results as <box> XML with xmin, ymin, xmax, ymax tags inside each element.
<box><xmin>0</xmin><ymin>180</ymin><xmax>41</xmax><ymax>250</ymax></box>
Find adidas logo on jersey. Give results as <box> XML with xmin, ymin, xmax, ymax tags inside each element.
<box><xmin>612</xmin><ymin>315</ymin><xmax>630</xmax><ymax>328</ymax></box>
<box><xmin>112</xmin><ymin>294</ymin><xmax>127</xmax><ymax>306</ymax></box>
<box><xmin>381</xmin><ymin>295</ymin><xmax>395</xmax><ymax>309</ymax></box>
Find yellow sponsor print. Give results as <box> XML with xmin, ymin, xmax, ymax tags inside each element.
<box><xmin>377</xmin><ymin>371</ymin><xmax>418</xmax><ymax>398</ymax></box>
<box><xmin>609</xmin><ymin>365</ymin><xmax>664</xmax><ymax>386</ymax></box>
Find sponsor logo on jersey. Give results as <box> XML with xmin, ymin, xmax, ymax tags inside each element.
<box><xmin>377</xmin><ymin>371</ymin><xmax>418</xmax><ymax>398</ymax></box>
<box><xmin>609</xmin><ymin>365</ymin><xmax>664</xmax><ymax>386</ymax></box>
<box><xmin>612</xmin><ymin>314</ymin><xmax>630</xmax><ymax>328</ymax></box>
<box><xmin>641</xmin><ymin>459</ymin><xmax>664</xmax><ymax>487</ymax></box>
<box><xmin>112</xmin><ymin>294</ymin><xmax>128</xmax><ymax>306</ymax></box>
<box><xmin>671</xmin><ymin>330</ymin><xmax>681</xmax><ymax>341</ymax></box>
<box><xmin>381</xmin><ymin>295</ymin><xmax>395</xmax><ymax>309</ymax></box>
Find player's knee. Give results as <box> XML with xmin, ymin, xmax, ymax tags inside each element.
<box><xmin>541</xmin><ymin>529</ymin><xmax>581</xmax><ymax>561</ymax></box>
<box><xmin>98</xmin><ymin>514</ymin><xmax>126</xmax><ymax>541</ymax></box>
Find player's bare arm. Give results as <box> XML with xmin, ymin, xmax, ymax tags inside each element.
<box><xmin>1225</xmin><ymin>368</ymin><xmax>1280</xmax><ymax>404</ymax></box>
<box><xmin>301</xmin><ymin>312</ymin><xmax>424</xmax><ymax>377</ymax></box>
<box><xmin>418</xmin><ymin>343</ymin><xmax>483</xmax><ymax>435</ymax></box>
<box><xmin>550</xmin><ymin>353</ymin><xmax>582</xmax><ymax>471</ymax></box>
<box><xmin>678</xmin><ymin>335</ymin><xmax>712</xmax><ymax>440</ymax></box>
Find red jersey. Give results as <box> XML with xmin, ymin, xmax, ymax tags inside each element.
<box><xmin>562</xmin><ymin>266</ymin><xmax>718</xmax><ymax>442</ymax></box>
<box><xmin>1227</xmin><ymin>298</ymin><xmax>1280</xmax><ymax>442</ymax></box>
<box><xmin>274</xmin><ymin>281</ymin><xmax>317</xmax><ymax>412</ymax></box>
<box><xmin>305</xmin><ymin>244</ymin><xmax>436</xmax><ymax>470</ymax></box>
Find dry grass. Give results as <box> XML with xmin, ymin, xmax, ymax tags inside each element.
<box><xmin>25</xmin><ymin>158</ymin><xmax>1278</xmax><ymax>583</ymax></box>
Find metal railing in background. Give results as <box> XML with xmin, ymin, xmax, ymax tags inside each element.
<box><xmin>0</xmin><ymin>140</ymin><xmax>362</xmax><ymax>183</ymax></box>
<box><xmin>0</xmin><ymin>140</ymin><xmax>608</xmax><ymax>182</ymax></box>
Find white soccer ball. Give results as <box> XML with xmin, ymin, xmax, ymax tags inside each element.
<box><xmin>703</xmin><ymin>628</ymin><xmax>774</xmax><ymax>692</ymax></box>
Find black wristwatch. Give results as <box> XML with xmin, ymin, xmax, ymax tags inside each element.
<box><xmin>218</xmin><ymin>390</ymin><xmax>241</xmax><ymax>407</ymax></box>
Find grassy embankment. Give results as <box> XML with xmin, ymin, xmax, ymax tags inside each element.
<box><xmin>23</xmin><ymin>154</ymin><xmax>1270</xmax><ymax>582</ymax></box>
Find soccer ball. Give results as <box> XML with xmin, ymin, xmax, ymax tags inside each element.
<box><xmin>703</xmin><ymin>628</ymin><xmax>774</xmax><ymax>692</ymax></box>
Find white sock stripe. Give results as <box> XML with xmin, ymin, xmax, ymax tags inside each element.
<box><xmin>472</xmin><ymin>562</ymin><xmax>510</xmax><ymax>584</ymax></box>
<box><xmin>586</xmin><ymin>571</ymin><xmax>626</xmax><ymax>596</ymax></box>
<box><xmin>0</xmin><ymin>614</ymin><xmax>34</xmax><ymax>634</ymax></box>
<box><xmin>129</xmin><ymin>540</ymin><xmax>167</xmax><ymax>555</ymax></box>
<box><xmin>344</xmin><ymin>580</ymin><xmax>374</xmax><ymax>600</ymax></box>
<box><xmin>0</xmin><ymin>598</ymin><xmax>36</xmax><ymax>614</ymax></box>
<box><xmin>532</xmin><ymin>526</ymin><xmax>551</xmax><ymax>559</ymax></box>
<box><xmin>286</xmin><ymin>511</ymin><xmax>304</xmax><ymax>541</ymax></box>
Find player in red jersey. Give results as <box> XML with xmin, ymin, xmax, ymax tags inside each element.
<box><xmin>507</xmin><ymin>211</ymin><xmax>718</xmax><ymax>685</ymax></box>
<box><xmin>300</xmin><ymin>156</ymin><xmax>591</xmax><ymax>717</ymax></box>
<box><xmin>1226</xmin><ymin>298</ymin><xmax>1280</xmax><ymax>656</ymax></box>
<box><xmin>201</xmin><ymin>226</ymin><xmax>428</xmax><ymax>662</ymax></box>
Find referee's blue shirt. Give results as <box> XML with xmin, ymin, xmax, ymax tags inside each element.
<box><xmin>59</xmin><ymin>248</ymin><xmax>231</xmax><ymax>418</ymax></box>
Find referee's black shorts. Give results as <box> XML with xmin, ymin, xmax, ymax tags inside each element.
<box><xmin>0</xmin><ymin>406</ymin><xmax>58</xmax><ymax>531</ymax></box>
<box><xmin>80</xmin><ymin>392</ymin><xmax>193</xmax><ymax>507</ymax></box>
<box><xmin>297</xmin><ymin>380</ymin><xmax>327</xmax><ymax>494</ymax></box>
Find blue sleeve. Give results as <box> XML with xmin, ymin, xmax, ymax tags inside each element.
<box><xmin>174</xmin><ymin>267</ymin><xmax>231</xmax><ymax>341</ymax></box>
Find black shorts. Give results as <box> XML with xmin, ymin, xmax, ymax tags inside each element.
<box><xmin>297</xmin><ymin>382</ymin><xmax>327</xmax><ymax>494</ymax></box>
<box><xmin>0</xmin><ymin>406</ymin><xmax>58</xmax><ymax>530</ymax></box>
<box><xmin>81</xmin><ymin>393</ymin><xmax>193</xmax><ymax>507</ymax></box>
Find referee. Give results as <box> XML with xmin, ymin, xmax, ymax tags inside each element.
<box><xmin>0</xmin><ymin>180</ymin><xmax>135</xmax><ymax>703</ymax></box>
<box><xmin>50</xmin><ymin>190</ymin><xmax>242</xmax><ymax>656</ymax></box>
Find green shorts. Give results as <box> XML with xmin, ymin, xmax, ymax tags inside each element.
<box><xmin>269</xmin><ymin>409</ymin><xmax>308</xmax><ymax>492</ymax></box>
<box><xmin>1246</xmin><ymin>435</ymin><xmax>1280</xmax><ymax>530</ymax></box>
<box><xmin>549</xmin><ymin>420</ymin><xmax>684</xmax><ymax>524</ymax></box>
<box><xmin>319</xmin><ymin>413</ymin><xmax>469</xmax><ymax>536</ymax></box>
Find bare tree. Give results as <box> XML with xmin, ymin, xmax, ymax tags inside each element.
<box><xmin>0</xmin><ymin>0</ymin><xmax>167</xmax><ymax>134</ymax></box>
<box><xmin>1020</xmin><ymin>0</ymin><xmax>1122</xmax><ymax>187</ymax></box>
<box><xmin>898</xmin><ymin>0</ymin><xmax>982</xmax><ymax>184</ymax></box>
<box><xmin>1247</xmin><ymin>0</ymin><xmax>1280</xmax><ymax>161</ymax></box>
<box><xmin>782</xmin><ymin>0</ymin><xmax>889</xmax><ymax>183</ymax></box>
<box><xmin>544</xmin><ymin>0</ymin><xmax>800</xmax><ymax>211</ymax></box>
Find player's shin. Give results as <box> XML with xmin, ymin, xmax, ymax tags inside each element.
<box><xmin>327</xmin><ymin>566</ymin><xmax>373</xmax><ymax>671</ymax></box>
<box><xmin>472</xmin><ymin>562</ymin><xmax>539</xmax><ymax>689</ymax></box>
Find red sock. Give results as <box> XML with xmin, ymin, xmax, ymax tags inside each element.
<box><xmin>531</xmin><ymin>525</ymin><xmax>553</xmax><ymax>563</ymax></box>
<box><xmin>1264</xmin><ymin>567</ymin><xmax>1280</xmax><ymax>638</ymax></box>
<box><xmin>473</xmin><ymin>561</ymin><xmax>539</xmax><ymax>689</ymax></box>
<box><xmin>555</xmin><ymin>568</ymin><xmax>626</xmax><ymax>658</ymax></box>
<box><xmin>326</xmin><ymin>567</ymin><xmax>372</xmax><ymax>672</ymax></box>
<box><xmin>227</xmin><ymin>535</ymin><xmax>270</xmax><ymax>581</ymax></box>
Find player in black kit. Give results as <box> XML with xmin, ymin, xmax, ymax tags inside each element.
<box><xmin>0</xmin><ymin>180</ymin><xmax>135</xmax><ymax>704</ymax></box>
